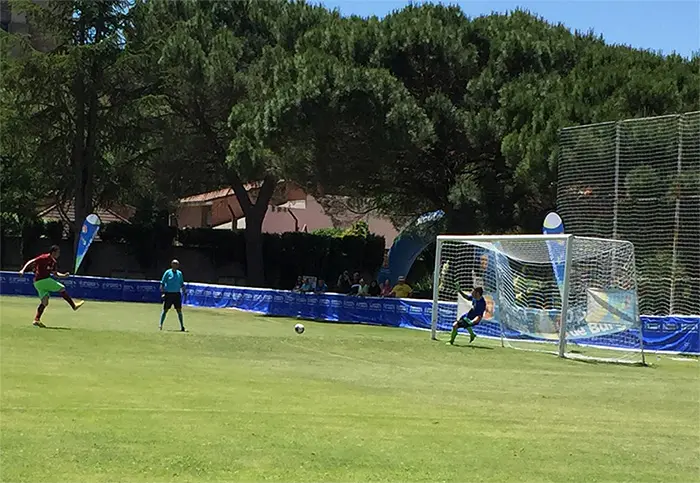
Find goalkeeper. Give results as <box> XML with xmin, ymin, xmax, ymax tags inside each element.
<box><xmin>448</xmin><ymin>284</ymin><xmax>486</xmax><ymax>345</ymax></box>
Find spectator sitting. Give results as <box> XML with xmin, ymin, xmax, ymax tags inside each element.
<box><xmin>315</xmin><ymin>279</ymin><xmax>328</xmax><ymax>293</ymax></box>
<box><xmin>380</xmin><ymin>279</ymin><xmax>392</xmax><ymax>297</ymax></box>
<box><xmin>368</xmin><ymin>280</ymin><xmax>381</xmax><ymax>297</ymax></box>
<box><xmin>337</xmin><ymin>271</ymin><xmax>352</xmax><ymax>293</ymax></box>
<box><xmin>293</xmin><ymin>276</ymin><xmax>303</xmax><ymax>292</ymax></box>
<box><xmin>348</xmin><ymin>280</ymin><xmax>361</xmax><ymax>296</ymax></box>
<box><xmin>357</xmin><ymin>278</ymin><xmax>369</xmax><ymax>296</ymax></box>
<box><xmin>300</xmin><ymin>278</ymin><xmax>314</xmax><ymax>293</ymax></box>
<box><xmin>390</xmin><ymin>276</ymin><xmax>413</xmax><ymax>298</ymax></box>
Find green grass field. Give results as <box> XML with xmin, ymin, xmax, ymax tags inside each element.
<box><xmin>1</xmin><ymin>295</ymin><xmax>698</xmax><ymax>483</ymax></box>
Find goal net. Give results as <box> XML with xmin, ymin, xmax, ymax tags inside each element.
<box><xmin>431</xmin><ymin>235</ymin><xmax>645</xmax><ymax>364</ymax></box>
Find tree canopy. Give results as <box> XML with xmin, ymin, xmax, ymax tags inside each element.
<box><xmin>2</xmin><ymin>0</ymin><xmax>698</xmax><ymax>283</ymax></box>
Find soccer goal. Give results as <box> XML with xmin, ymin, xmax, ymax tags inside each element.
<box><xmin>431</xmin><ymin>234</ymin><xmax>646</xmax><ymax>364</ymax></box>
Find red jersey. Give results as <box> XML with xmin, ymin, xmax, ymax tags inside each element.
<box><xmin>34</xmin><ymin>253</ymin><xmax>57</xmax><ymax>281</ymax></box>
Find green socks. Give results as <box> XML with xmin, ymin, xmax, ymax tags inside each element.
<box><xmin>159</xmin><ymin>311</ymin><xmax>167</xmax><ymax>328</ymax></box>
<box><xmin>449</xmin><ymin>325</ymin><xmax>459</xmax><ymax>344</ymax></box>
<box><xmin>449</xmin><ymin>324</ymin><xmax>476</xmax><ymax>344</ymax></box>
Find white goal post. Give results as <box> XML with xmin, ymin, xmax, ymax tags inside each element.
<box><xmin>431</xmin><ymin>234</ymin><xmax>645</xmax><ymax>364</ymax></box>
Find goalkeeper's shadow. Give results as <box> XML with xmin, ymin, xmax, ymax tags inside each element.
<box><xmin>444</xmin><ymin>343</ymin><xmax>494</xmax><ymax>351</ymax></box>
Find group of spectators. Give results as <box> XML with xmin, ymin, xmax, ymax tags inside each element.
<box><xmin>293</xmin><ymin>271</ymin><xmax>413</xmax><ymax>298</ymax></box>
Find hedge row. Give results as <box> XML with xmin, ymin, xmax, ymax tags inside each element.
<box><xmin>99</xmin><ymin>223</ymin><xmax>385</xmax><ymax>289</ymax></box>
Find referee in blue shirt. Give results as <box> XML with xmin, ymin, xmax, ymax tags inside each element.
<box><xmin>159</xmin><ymin>259</ymin><xmax>186</xmax><ymax>331</ymax></box>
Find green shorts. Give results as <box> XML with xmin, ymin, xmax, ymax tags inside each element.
<box><xmin>34</xmin><ymin>278</ymin><xmax>65</xmax><ymax>299</ymax></box>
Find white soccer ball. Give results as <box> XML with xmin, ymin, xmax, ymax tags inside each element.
<box><xmin>294</xmin><ymin>323</ymin><xmax>305</xmax><ymax>334</ymax></box>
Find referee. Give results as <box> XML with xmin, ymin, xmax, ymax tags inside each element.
<box><xmin>159</xmin><ymin>259</ymin><xmax>186</xmax><ymax>331</ymax></box>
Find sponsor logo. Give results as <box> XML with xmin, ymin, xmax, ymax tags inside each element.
<box><xmin>331</xmin><ymin>300</ymin><xmax>342</xmax><ymax>308</ymax></box>
<box><xmin>397</xmin><ymin>305</ymin><xmax>408</xmax><ymax>314</ymax></box>
<box><xmin>101</xmin><ymin>282</ymin><xmax>122</xmax><ymax>290</ymax></box>
<box><xmin>63</xmin><ymin>280</ymin><xmax>76</xmax><ymax>288</ymax></box>
<box><xmin>308</xmin><ymin>298</ymin><xmax>318</xmax><ymax>305</ymax></box>
<box><xmin>123</xmin><ymin>284</ymin><xmax>135</xmax><ymax>292</ymax></box>
<box><xmin>663</xmin><ymin>323</ymin><xmax>679</xmax><ymax>332</ymax></box>
<box><xmin>320</xmin><ymin>299</ymin><xmax>331</xmax><ymax>307</ymax></box>
<box><xmin>356</xmin><ymin>302</ymin><xmax>368</xmax><ymax>310</ymax></box>
<box><xmin>213</xmin><ymin>291</ymin><xmax>222</xmax><ymax>298</ymax></box>
<box><xmin>79</xmin><ymin>281</ymin><xmax>100</xmax><ymax>289</ymax></box>
<box><xmin>383</xmin><ymin>304</ymin><xmax>395</xmax><ymax>312</ymax></box>
<box><xmin>370</xmin><ymin>303</ymin><xmax>382</xmax><ymax>311</ymax></box>
<box><xmin>343</xmin><ymin>301</ymin><xmax>354</xmax><ymax>309</ymax></box>
<box><xmin>409</xmin><ymin>306</ymin><xmax>422</xmax><ymax>314</ymax></box>
<box><xmin>263</xmin><ymin>294</ymin><xmax>273</xmax><ymax>302</ymax></box>
<box><xmin>274</xmin><ymin>296</ymin><xmax>284</xmax><ymax>302</ymax></box>
<box><xmin>137</xmin><ymin>285</ymin><xmax>156</xmax><ymax>292</ymax></box>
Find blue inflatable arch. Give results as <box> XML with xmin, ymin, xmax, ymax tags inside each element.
<box><xmin>377</xmin><ymin>210</ymin><xmax>445</xmax><ymax>286</ymax></box>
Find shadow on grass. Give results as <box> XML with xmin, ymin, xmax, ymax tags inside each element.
<box><xmin>445</xmin><ymin>343</ymin><xmax>494</xmax><ymax>350</ymax></box>
<box><xmin>564</xmin><ymin>356</ymin><xmax>650</xmax><ymax>368</ymax></box>
<box><xmin>43</xmin><ymin>326</ymin><xmax>71</xmax><ymax>331</ymax></box>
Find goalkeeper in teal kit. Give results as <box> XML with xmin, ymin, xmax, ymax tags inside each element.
<box><xmin>448</xmin><ymin>285</ymin><xmax>486</xmax><ymax>345</ymax></box>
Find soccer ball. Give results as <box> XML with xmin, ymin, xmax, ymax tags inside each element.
<box><xmin>294</xmin><ymin>323</ymin><xmax>305</xmax><ymax>334</ymax></box>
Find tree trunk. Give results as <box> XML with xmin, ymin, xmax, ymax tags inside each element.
<box><xmin>72</xmin><ymin>14</ymin><xmax>104</xmax><ymax>272</ymax></box>
<box><xmin>230</xmin><ymin>174</ymin><xmax>277</xmax><ymax>287</ymax></box>
<box><xmin>244</xmin><ymin>212</ymin><xmax>265</xmax><ymax>286</ymax></box>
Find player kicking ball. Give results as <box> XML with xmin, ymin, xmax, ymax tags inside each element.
<box><xmin>19</xmin><ymin>245</ymin><xmax>84</xmax><ymax>327</ymax></box>
<box><xmin>159</xmin><ymin>259</ymin><xmax>186</xmax><ymax>332</ymax></box>
<box><xmin>448</xmin><ymin>285</ymin><xmax>486</xmax><ymax>345</ymax></box>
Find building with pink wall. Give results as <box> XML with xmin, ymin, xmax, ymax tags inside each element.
<box><xmin>177</xmin><ymin>182</ymin><xmax>399</xmax><ymax>247</ymax></box>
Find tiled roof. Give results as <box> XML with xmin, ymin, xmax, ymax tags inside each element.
<box><xmin>179</xmin><ymin>180</ymin><xmax>288</xmax><ymax>205</ymax></box>
<box><xmin>179</xmin><ymin>188</ymin><xmax>234</xmax><ymax>204</ymax></box>
<box><xmin>38</xmin><ymin>203</ymin><xmax>132</xmax><ymax>224</ymax></box>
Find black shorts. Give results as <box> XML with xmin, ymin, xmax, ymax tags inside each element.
<box><xmin>163</xmin><ymin>292</ymin><xmax>182</xmax><ymax>310</ymax></box>
<box><xmin>457</xmin><ymin>315</ymin><xmax>477</xmax><ymax>328</ymax></box>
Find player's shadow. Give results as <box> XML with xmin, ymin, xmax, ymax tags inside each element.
<box><xmin>449</xmin><ymin>343</ymin><xmax>493</xmax><ymax>350</ymax></box>
<box><xmin>43</xmin><ymin>326</ymin><xmax>71</xmax><ymax>330</ymax></box>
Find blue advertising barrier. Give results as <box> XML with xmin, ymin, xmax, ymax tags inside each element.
<box><xmin>1</xmin><ymin>272</ymin><xmax>698</xmax><ymax>355</ymax></box>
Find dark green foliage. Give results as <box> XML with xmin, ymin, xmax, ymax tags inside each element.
<box><xmin>44</xmin><ymin>222</ymin><xmax>64</xmax><ymax>244</ymax></box>
<box><xmin>3</xmin><ymin>1</ymin><xmax>698</xmax><ymax>289</ymax></box>
<box><xmin>263</xmin><ymin>232</ymin><xmax>385</xmax><ymax>289</ymax></box>
<box><xmin>100</xmin><ymin>222</ymin><xmax>177</xmax><ymax>269</ymax></box>
<box><xmin>99</xmin><ymin>225</ymin><xmax>384</xmax><ymax>288</ymax></box>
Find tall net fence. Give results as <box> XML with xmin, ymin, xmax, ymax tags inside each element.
<box><xmin>558</xmin><ymin>112</ymin><xmax>700</xmax><ymax>316</ymax></box>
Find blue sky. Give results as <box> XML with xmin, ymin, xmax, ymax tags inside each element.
<box><xmin>317</xmin><ymin>1</ymin><xmax>700</xmax><ymax>59</ymax></box>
